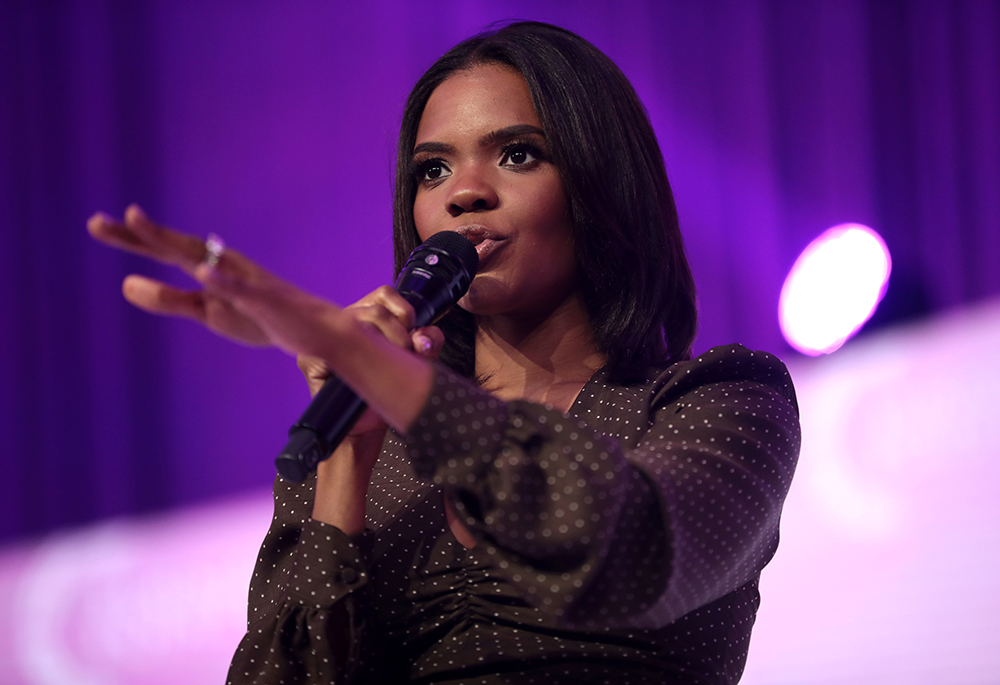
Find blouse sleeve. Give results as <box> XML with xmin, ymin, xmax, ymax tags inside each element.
<box><xmin>403</xmin><ymin>344</ymin><xmax>800</xmax><ymax>629</ymax></box>
<box><xmin>226</xmin><ymin>518</ymin><xmax>375</xmax><ymax>684</ymax></box>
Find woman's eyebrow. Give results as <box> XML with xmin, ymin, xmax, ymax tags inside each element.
<box><xmin>479</xmin><ymin>124</ymin><xmax>545</xmax><ymax>147</ymax></box>
<box><xmin>412</xmin><ymin>141</ymin><xmax>455</xmax><ymax>157</ymax></box>
<box><xmin>412</xmin><ymin>125</ymin><xmax>546</xmax><ymax>157</ymax></box>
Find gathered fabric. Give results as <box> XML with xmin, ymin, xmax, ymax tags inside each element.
<box><xmin>228</xmin><ymin>344</ymin><xmax>800</xmax><ymax>685</ymax></box>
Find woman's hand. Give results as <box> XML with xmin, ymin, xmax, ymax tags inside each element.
<box><xmin>88</xmin><ymin>205</ymin><xmax>362</xmax><ymax>360</ymax></box>
<box><xmin>87</xmin><ymin>205</ymin><xmax>277</xmax><ymax>346</ymax></box>
<box><xmin>90</xmin><ymin>205</ymin><xmax>448</xmax><ymax>533</ymax></box>
<box><xmin>88</xmin><ymin>205</ymin><xmax>438</xmax><ymax>434</ymax></box>
<box><xmin>296</xmin><ymin>287</ymin><xmax>444</xmax><ymax>438</ymax></box>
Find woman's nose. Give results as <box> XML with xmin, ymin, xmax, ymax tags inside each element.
<box><xmin>446</xmin><ymin>170</ymin><xmax>499</xmax><ymax>217</ymax></box>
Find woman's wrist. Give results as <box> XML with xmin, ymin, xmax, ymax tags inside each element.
<box><xmin>311</xmin><ymin>431</ymin><xmax>385</xmax><ymax>534</ymax></box>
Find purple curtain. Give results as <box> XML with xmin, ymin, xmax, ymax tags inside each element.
<box><xmin>1</xmin><ymin>0</ymin><xmax>997</xmax><ymax>544</ymax></box>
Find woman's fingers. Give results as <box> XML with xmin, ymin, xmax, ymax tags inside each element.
<box><xmin>351</xmin><ymin>305</ymin><xmax>413</xmax><ymax>349</ymax></box>
<box><xmin>412</xmin><ymin>326</ymin><xmax>445</xmax><ymax>360</ymax></box>
<box><xmin>87</xmin><ymin>212</ymin><xmax>148</xmax><ymax>254</ymax></box>
<box><xmin>350</xmin><ymin>286</ymin><xmax>416</xmax><ymax>330</ymax></box>
<box><xmin>89</xmin><ymin>206</ymin><xmax>436</xmax><ymax>373</ymax></box>
<box><xmin>338</xmin><ymin>286</ymin><xmax>419</xmax><ymax>351</ymax></box>
<box><xmin>122</xmin><ymin>274</ymin><xmax>204</xmax><ymax>318</ymax></box>
<box><xmin>297</xmin><ymin>354</ymin><xmax>333</xmax><ymax>397</ymax></box>
<box><xmin>123</xmin><ymin>205</ymin><xmax>207</xmax><ymax>271</ymax></box>
<box><xmin>88</xmin><ymin>205</ymin><xmax>207</xmax><ymax>272</ymax></box>
<box><xmin>122</xmin><ymin>274</ymin><xmax>272</xmax><ymax>346</ymax></box>
<box><xmin>89</xmin><ymin>206</ymin><xmax>298</xmax><ymax>349</ymax></box>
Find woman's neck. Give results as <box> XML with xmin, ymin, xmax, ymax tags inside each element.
<box><xmin>473</xmin><ymin>293</ymin><xmax>605</xmax><ymax>412</ymax></box>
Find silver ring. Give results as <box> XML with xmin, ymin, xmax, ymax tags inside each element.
<box><xmin>204</xmin><ymin>233</ymin><xmax>225</xmax><ymax>268</ymax></box>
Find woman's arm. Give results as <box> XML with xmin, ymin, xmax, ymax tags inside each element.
<box><xmin>88</xmin><ymin>206</ymin><xmax>444</xmax><ymax>682</ymax></box>
<box><xmin>403</xmin><ymin>344</ymin><xmax>800</xmax><ymax>629</ymax></box>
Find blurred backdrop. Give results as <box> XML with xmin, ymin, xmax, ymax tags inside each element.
<box><xmin>1</xmin><ymin>0</ymin><xmax>998</xmax><ymax>683</ymax></box>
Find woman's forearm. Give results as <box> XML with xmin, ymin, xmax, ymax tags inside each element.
<box><xmin>312</xmin><ymin>430</ymin><xmax>387</xmax><ymax>534</ymax></box>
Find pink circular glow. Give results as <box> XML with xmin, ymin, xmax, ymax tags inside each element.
<box><xmin>779</xmin><ymin>223</ymin><xmax>891</xmax><ymax>355</ymax></box>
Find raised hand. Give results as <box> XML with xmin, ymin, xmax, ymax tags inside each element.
<box><xmin>87</xmin><ymin>205</ymin><xmax>439</xmax><ymax>435</ymax></box>
<box><xmin>88</xmin><ymin>204</ymin><xmax>363</xmax><ymax>358</ymax></box>
<box><xmin>87</xmin><ymin>205</ymin><xmax>273</xmax><ymax>346</ymax></box>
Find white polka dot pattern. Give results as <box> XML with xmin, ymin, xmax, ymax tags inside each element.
<box><xmin>227</xmin><ymin>344</ymin><xmax>800</xmax><ymax>684</ymax></box>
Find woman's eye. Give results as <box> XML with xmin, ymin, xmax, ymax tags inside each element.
<box><xmin>417</xmin><ymin>161</ymin><xmax>451</xmax><ymax>182</ymax></box>
<box><xmin>500</xmin><ymin>145</ymin><xmax>539</xmax><ymax>167</ymax></box>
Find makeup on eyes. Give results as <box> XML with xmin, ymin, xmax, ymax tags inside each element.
<box><xmin>410</xmin><ymin>127</ymin><xmax>551</xmax><ymax>184</ymax></box>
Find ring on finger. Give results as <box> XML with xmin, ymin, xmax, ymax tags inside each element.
<box><xmin>204</xmin><ymin>233</ymin><xmax>225</xmax><ymax>268</ymax></box>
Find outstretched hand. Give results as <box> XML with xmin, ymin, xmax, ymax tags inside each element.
<box><xmin>87</xmin><ymin>205</ymin><xmax>278</xmax><ymax>347</ymax></box>
<box><xmin>87</xmin><ymin>205</ymin><xmax>442</xmax><ymax>433</ymax></box>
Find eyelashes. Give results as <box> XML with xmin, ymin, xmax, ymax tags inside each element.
<box><xmin>498</xmin><ymin>139</ymin><xmax>547</xmax><ymax>168</ymax></box>
<box><xmin>410</xmin><ymin>158</ymin><xmax>450</xmax><ymax>184</ymax></box>
<box><xmin>411</xmin><ymin>138</ymin><xmax>549</xmax><ymax>186</ymax></box>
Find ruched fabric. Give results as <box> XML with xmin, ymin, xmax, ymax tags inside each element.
<box><xmin>228</xmin><ymin>344</ymin><xmax>800</xmax><ymax>684</ymax></box>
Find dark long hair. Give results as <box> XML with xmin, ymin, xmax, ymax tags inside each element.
<box><xmin>393</xmin><ymin>21</ymin><xmax>697</xmax><ymax>383</ymax></box>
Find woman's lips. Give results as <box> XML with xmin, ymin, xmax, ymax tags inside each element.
<box><xmin>455</xmin><ymin>226</ymin><xmax>506</xmax><ymax>268</ymax></box>
<box><xmin>473</xmin><ymin>238</ymin><xmax>504</xmax><ymax>265</ymax></box>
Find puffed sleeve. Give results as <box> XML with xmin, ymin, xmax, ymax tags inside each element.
<box><xmin>404</xmin><ymin>344</ymin><xmax>800</xmax><ymax>629</ymax></box>
<box><xmin>227</xmin><ymin>516</ymin><xmax>375</xmax><ymax>684</ymax></box>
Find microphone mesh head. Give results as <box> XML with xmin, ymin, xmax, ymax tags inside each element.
<box><xmin>421</xmin><ymin>231</ymin><xmax>479</xmax><ymax>278</ymax></box>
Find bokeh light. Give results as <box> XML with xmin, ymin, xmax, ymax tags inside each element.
<box><xmin>779</xmin><ymin>223</ymin><xmax>892</xmax><ymax>355</ymax></box>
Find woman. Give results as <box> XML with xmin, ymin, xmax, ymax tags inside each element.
<box><xmin>89</xmin><ymin>21</ymin><xmax>799</xmax><ymax>685</ymax></box>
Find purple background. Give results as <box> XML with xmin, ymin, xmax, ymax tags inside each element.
<box><xmin>1</xmin><ymin>0</ymin><xmax>998</xmax><ymax>545</ymax></box>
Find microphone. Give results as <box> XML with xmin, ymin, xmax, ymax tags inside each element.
<box><xmin>274</xmin><ymin>231</ymin><xmax>479</xmax><ymax>483</ymax></box>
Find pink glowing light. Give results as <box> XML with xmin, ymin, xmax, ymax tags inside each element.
<box><xmin>779</xmin><ymin>223</ymin><xmax>891</xmax><ymax>355</ymax></box>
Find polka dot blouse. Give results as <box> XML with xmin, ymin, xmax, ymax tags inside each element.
<box><xmin>227</xmin><ymin>344</ymin><xmax>800</xmax><ymax>684</ymax></box>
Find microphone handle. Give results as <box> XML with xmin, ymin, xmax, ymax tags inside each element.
<box><xmin>274</xmin><ymin>377</ymin><xmax>368</xmax><ymax>483</ymax></box>
<box><xmin>273</xmin><ymin>291</ymin><xmax>438</xmax><ymax>483</ymax></box>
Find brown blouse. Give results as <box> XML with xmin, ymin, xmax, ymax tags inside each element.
<box><xmin>227</xmin><ymin>344</ymin><xmax>800</xmax><ymax>684</ymax></box>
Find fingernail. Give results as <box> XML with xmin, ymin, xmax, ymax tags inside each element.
<box><xmin>415</xmin><ymin>335</ymin><xmax>432</xmax><ymax>353</ymax></box>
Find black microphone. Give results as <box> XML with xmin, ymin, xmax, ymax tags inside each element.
<box><xmin>274</xmin><ymin>231</ymin><xmax>479</xmax><ymax>483</ymax></box>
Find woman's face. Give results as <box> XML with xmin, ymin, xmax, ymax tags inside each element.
<box><xmin>412</xmin><ymin>63</ymin><xmax>578</xmax><ymax>320</ymax></box>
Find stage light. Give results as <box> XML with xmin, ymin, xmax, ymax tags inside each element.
<box><xmin>779</xmin><ymin>223</ymin><xmax>891</xmax><ymax>355</ymax></box>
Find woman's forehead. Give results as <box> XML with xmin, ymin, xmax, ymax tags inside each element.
<box><xmin>415</xmin><ymin>64</ymin><xmax>541</xmax><ymax>146</ymax></box>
